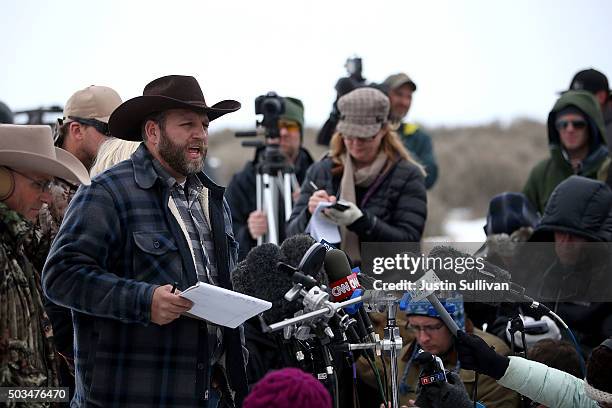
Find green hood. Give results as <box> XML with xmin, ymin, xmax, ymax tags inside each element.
<box><xmin>547</xmin><ymin>90</ymin><xmax>606</xmax><ymax>148</ymax></box>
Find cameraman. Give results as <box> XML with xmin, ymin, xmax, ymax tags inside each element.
<box><xmin>226</xmin><ymin>97</ymin><xmax>314</xmax><ymax>260</ymax></box>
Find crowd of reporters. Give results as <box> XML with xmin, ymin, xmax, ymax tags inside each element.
<box><xmin>0</xmin><ymin>64</ymin><xmax>611</xmax><ymax>408</ymax></box>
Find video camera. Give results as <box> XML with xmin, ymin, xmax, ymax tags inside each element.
<box><xmin>235</xmin><ymin>92</ymin><xmax>296</xmax><ymax>245</ymax></box>
<box><xmin>236</xmin><ymin>91</ymin><xmax>285</xmax><ymax>142</ymax></box>
<box><xmin>255</xmin><ymin>92</ymin><xmax>285</xmax><ymax>139</ymax></box>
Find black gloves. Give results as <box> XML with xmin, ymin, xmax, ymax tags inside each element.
<box><xmin>414</xmin><ymin>371</ymin><xmax>473</xmax><ymax>408</ymax></box>
<box><xmin>455</xmin><ymin>330</ymin><xmax>510</xmax><ymax>380</ymax></box>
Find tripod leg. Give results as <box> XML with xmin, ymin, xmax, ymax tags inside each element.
<box><xmin>283</xmin><ymin>173</ymin><xmax>293</xmax><ymax>221</ymax></box>
<box><xmin>262</xmin><ymin>173</ymin><xmax>278</xmax><ymax>244</ymax></box>
<box><xmin>256</xmin><ymin>174</ymin><xmax>263</xmax><ymax>246</ymax></box>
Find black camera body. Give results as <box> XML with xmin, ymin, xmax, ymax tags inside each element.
<box><xmin>255</xmin><ymin>92</ymin><xmax>285</xmax><ymax>140</ymax></box>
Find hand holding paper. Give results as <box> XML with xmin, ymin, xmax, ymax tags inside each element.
<box><xmin>179</xmin><ymin>282</ymin><xmax>272</xmax><ymax>328</ymax></box>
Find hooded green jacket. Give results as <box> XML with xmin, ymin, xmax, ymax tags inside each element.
<box><xmin>523</xmin><ymin>91</ymin><xmax>608</xmax><ymax>213</ymax></box>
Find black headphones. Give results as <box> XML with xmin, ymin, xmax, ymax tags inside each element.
<box><xmin>0</xmin><ymin>166</ymin><xmax>15</xmax><ymax>200</ymax></box>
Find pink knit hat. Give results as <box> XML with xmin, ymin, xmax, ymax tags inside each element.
<box><xmin>243</xmin><ymin>368</ymin><xmax>332</xmax><ymax>408</ymax></box>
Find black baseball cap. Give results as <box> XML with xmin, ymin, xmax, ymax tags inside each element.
<box><xmin>568</xmin><ymin>68</ymin><xmax>609</xmax><ymax>94</ymax></box>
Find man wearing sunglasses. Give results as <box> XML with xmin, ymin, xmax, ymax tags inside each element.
<box><xmin>226</xmin><ymin>96</ymin><xmax>314</xmax><ymax>260</ymax></box>
<box><xmin>524</xmin><ymin>90</ymin><xmax>608</xmax><ymax>213</ymax></box>
<box><xmin>41</xmin><ymin>85</ymin><xmax>122</xmax><ymax>237</ymax></box>
<box><xmin>54</xmin><ymin>85</ymin><xmax>123</xmax><ymax>171</ymax></box>
<box><xmin>0</xmin><ymin>124</ymin><xmax>89</xmax><ymax>391</ymax></box>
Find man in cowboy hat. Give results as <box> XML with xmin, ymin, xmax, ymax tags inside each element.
<box><xmin>43</xmin><ymin>75</ymin><xmax>247</xmax><ymax>407</ymax></box>
<box><xmin>0</xmin><ymin>124</ymin><xmax>89</xmax><ymax>389</ymax></box>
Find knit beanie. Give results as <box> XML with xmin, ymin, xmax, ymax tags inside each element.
<box><xmin>281</xmin><ymin>97</ymin><xmax>305</xmax><ymax>138</ymax></box>
<box><xmin>243</xmin><ymin>368</ymin><xmax>332</xmax><ymax>408</ymax></box>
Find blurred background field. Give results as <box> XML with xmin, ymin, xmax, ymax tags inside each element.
<box><xmin>209</xmin><ymin>119</ymin><xmax>548</xmax><ymax>239</ymax></box>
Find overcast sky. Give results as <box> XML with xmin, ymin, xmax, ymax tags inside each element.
<box><xmin>1</xmin><ymin>0</ymin><xmax>611</xmax><ymax>131</ymax></box>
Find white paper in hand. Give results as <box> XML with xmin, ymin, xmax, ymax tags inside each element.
<box><xmin>179</xmin><ymin>282</ymin><xmax>272</xmax><ymax>328</ymax></box>
<box><xmin>305</xmin><ymin>201</ymin><xmax>341</xmax><ymax>243</ymax></box>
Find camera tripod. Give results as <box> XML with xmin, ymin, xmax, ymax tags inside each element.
<box><xmin>255</xmin><ymin>144</ymin><xmax>298</xmax><ymax>245</ymax></box>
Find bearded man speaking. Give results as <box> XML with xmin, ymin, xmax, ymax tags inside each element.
<box><xmin>43</xmin><ymin>75</ymin><xmax>248</xmax><ymax>407</ymax></box>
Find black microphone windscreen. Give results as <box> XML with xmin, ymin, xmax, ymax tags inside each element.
<box><xmin>280</xmin><ymin>234</ymin><xmax>316</xmax><ymax>267</ymax></box>
<box><xmin>230</xmin><ymin>260</ymin><xmax>250</xmax><ymax>294</ymax></box>
<box><xmin>280</xmin><ymin>234</ymin><xmax>328</xmax><ymax>286</ymax></box>
<box><xmin>324</xmin><ymin>248</ymin><xmax>353</xmax><ymax>282</ymax></box>
<box><xmin>233</xmin><ymin>243</ymin><xmax>302</xmax><ymax>322</ymax></box>
<box><xmin>233</xmin><ymin>243</ymin><xmax>288</xmax><ymax>300</ymax></box>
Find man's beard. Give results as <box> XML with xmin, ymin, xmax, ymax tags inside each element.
<box><xmin>389</xmin><ymin>108</ymin><xmax>407</xmax><ymax>124</ymax></box>
<box><xmin>158</xmin><ymin>129</ymin><xmax>206</xmax><ymax>176</ymax></box>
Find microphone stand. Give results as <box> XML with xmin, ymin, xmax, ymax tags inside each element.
<box><xmin>262</xmin><ymin>290</ymin><xmax>405</xmax><ymax>407</ymax></box>
<box><xmin>381</xmin><ymin>301</ymin><xmax>402</xmax><ymax>408</ymax></box>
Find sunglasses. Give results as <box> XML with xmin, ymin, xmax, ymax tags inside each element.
<box><xmin>68</xmin><ymin>116</ymin><xmax>111</xmax><ymax>136</ymax></box>
<box><xmin>555</xmin><ymin>119</ymin><xmax>587</xmax><ymax>131</ymax></box>
<box><xmin>277</xmin><ymin>120</ymin><xmax>300</xmax><ymax>133</ymax></box>
<box><xmin>10</xmin><ymin>168</ymin><xmax>53</xmax><ymax>193</ymax></box>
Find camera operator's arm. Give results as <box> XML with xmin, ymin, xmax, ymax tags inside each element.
<box><xmin>247</xmin><ymin>211</ymin><xmax>267</xmax><ymax>239</ymax></box>
<box><xmin>456</xmin><ymin>331</ymin><xmax>597</xmax><ymax>408</ymax></box>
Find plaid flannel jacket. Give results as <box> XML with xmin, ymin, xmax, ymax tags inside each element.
<box><xmin>42</xmin><ymin>144</ymin><xmax>247</xmax><ymax>407</ymax></box>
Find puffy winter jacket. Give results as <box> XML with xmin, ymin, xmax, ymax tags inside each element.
<box><xmin>286</xmin><ymin>155</ymin><xmax>427</xmax><ymax>243</ymax></box>
<box><xmin>498</xmin><ymin>357</ymin><xmax>598</xmax><ymax>408</ymax></box>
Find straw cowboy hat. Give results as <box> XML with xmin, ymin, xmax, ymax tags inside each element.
<box><xmin>109</xmin><ymin>75</ymin><xmax>241</xmax><ymax>141</ymax></box>
<box><xmin>0</xmin><ymin>124</ymin><xmax>90</xmax><ymax>185</ymax></box>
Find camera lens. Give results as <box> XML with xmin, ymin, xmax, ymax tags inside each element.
<box><xmin>262</xmin><ymin>98</ymin><xmax>283</xmax><ymax>115</ymax></box>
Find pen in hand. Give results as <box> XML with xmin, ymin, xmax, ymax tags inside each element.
<box><xmin>171</xmin><ymin>282</ymin><xmax>178</xmax><ymax>294</ymax></box>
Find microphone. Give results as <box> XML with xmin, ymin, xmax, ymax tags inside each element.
<box><xmin>427</xmin><ymin>246</ymin><xmax>558</xmax><ymax>317</ymax></box>
<box><xmin>324</xmin><ymin>248</ymin><xmax>377</xmax><ymax>343</ymax></box>
<box><xmin>231</xmin><ymin>243</ymin><xmax>299</xmax><ymax>322</ymax></box>
<box><xmin>280</xmin><ymin>234</ymin><xmax>328</xmax><ymax>286</ymax></box>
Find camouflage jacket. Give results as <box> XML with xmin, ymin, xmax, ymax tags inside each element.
<box><xmin>36</xmin><ymin>179</ymin><xmax>78</xmax><ymax>261</ymax></box>
<box><xmin>0</xmin><ymin>202</ymin><xmax>59</xmax><ymax>401</ymax></box>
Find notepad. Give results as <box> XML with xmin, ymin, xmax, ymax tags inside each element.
<box><xmin>179</xmin><ymin>282</ymin><xmax>272</xmax><ymax>328</ymax></box>
<box><xmin>305</xmin><ymin>201</ymin><xmax>341</xmax><ymax>243</ymax></box>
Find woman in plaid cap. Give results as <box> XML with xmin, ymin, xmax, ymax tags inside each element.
<box><xmin>287</xmin><ymin>87</ymin><xmax>427</xmax><ymax>264</ymax></box>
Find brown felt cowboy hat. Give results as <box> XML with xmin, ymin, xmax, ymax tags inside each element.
<box><xmin>109</xmin><ymin>75</ymin><xmax>241</xmax><ymax>141</ymax></box>
<box><xmin>0</xmin><ymin>124</ymin><xmax>90</xmax><ymax>185</ymax></box>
